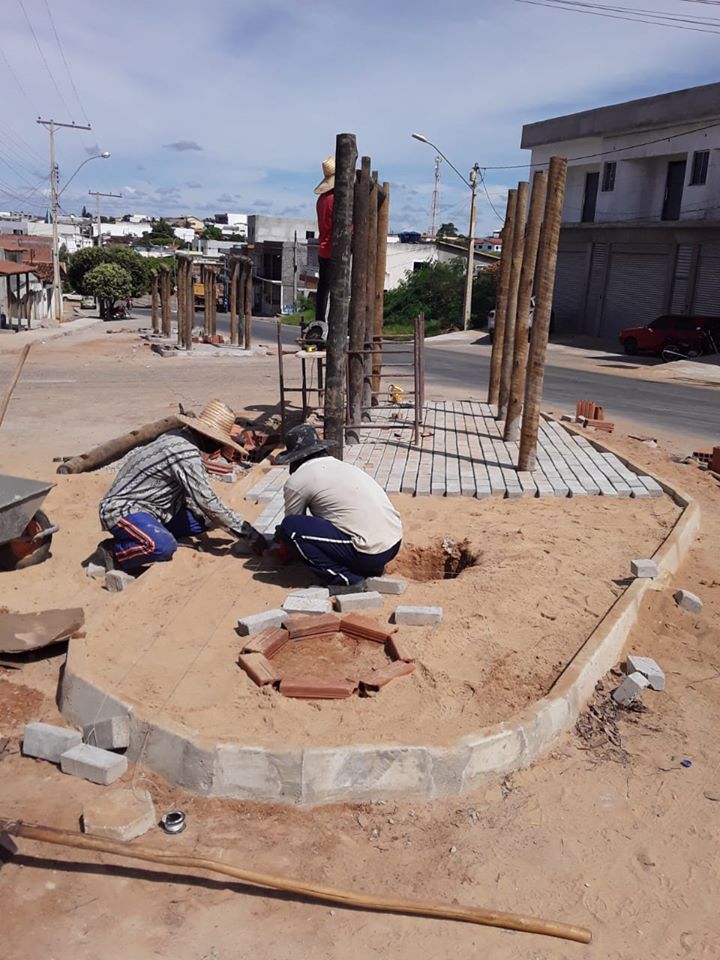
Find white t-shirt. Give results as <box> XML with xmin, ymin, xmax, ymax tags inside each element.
<box><xmin>283</xmin><ymin>456</ymin><xmax>403</xmax><ymax>555</ymax></box>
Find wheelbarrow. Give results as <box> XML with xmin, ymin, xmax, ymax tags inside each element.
<box><xmin>0</xmin><ymin>475</ymin><xmax>59</xmax><ymax>571</ymax></box>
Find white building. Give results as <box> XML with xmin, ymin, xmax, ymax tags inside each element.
<box><xmin>247</xmin><ymin>215</ymin><xmax>317</xmax><ymax>244</ymax></box>
<box><xmin>521</xmin><ymin>81</ymin><xmax>720</xmax><ymax>338</ymax></box>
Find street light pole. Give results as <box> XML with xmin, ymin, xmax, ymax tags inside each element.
<box><xmin>88</xmin><ymin>190</ymin><xmax>122</xmax><ymax>247</ymax></box>
<box><xmin>412</xmin><ymin>133</ymin><xmax>479</xmax><ymax>331</ymax></box>
<box><xmin>462</xmin><ymin>164</ymin><xmax>479</xmax><ymax>331</ymax></box>
<box><xmin>37</xmin><ymin>118</ymin><xmax>92</xmax><ymax>323</ymax></box>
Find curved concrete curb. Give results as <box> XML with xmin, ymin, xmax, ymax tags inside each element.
<box><xmin>60</xmin><ymin>435</ymin><xmax>700</xmax><ymax>805</ymax></box>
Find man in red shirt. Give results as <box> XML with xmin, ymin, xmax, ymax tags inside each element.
<box><xmin>314</xmin><ymin>156</ymin><xmax>334</xmax><ymax>323</ymax></box>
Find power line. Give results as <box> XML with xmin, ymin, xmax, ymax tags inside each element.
<box><xmin>513</xmin><ymin>0</ymin><xmax>720</xmax><ymax>33</ymax></box>
<box><xmin>18</xmin><ymin>0</ymin><xmax>75</xmax><ymax>117</ymax></box>
<box><xmin>478</xmin><ymin>170</ymin><xmax>505</xmax><ymax>223</ymax></box>
<box><xmin>42</xmin><ymin>0</ymin><xmax>91</xmax><ymax>126</ymax></box>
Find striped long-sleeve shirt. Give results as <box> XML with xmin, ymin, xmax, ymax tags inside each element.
<box><xmin>99</xmin><ymin>430</ymin><xmax>247</xmax><ymax>533</ymax></box>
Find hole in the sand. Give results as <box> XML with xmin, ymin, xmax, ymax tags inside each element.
<box><xmin>389</xmin><ymin>538</ymin><xmax>479</xmax><ymax>582</ymax></box>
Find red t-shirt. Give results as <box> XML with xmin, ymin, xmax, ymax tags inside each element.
<box><xmin>317</xmin><ymin>191</ymin><xmax>334</xmax><ymax>259</ymax></box>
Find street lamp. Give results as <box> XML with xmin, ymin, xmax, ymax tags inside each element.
<box><xmin>412</xmin><ymin>133</ymin><xmax>479</xmax><ymax>331</ymax></box>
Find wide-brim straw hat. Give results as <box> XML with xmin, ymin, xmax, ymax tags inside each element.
<box><xmin>178</xmin><ymin>399</ymin><xmax>246</xmax><ymax>455</ymax></box>
<box><xmin>314</xmin><ymin>155</ymin><xmax>335</xmax><ymax>195</ymax></box>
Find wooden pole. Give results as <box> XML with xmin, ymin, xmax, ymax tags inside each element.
<box><xmin>362</xmin><ymin>172</ymin><xmax>379</xmax><ymax>411</ymax></box>
<box><xmin>176</xmin><ymin>259</ymin><xmax>185</xmax><ymax>346</ymax></box>
<box><xmin>229</xmin><ymin>257</ymin><xmax>239</xmax><ymax>345</ymax></box>
<box><xmin>347</xmin><ymin>156</ymin><xmax>371</xmax><ymax>437</ymax></box>
<box><xmin>518</xmin><ymin>157</ymin><xmax>568</xmax><ymax>471</ymax></box>
<box><xmin>497</xmin><ymin>181</ymin><xmax>528</xmax><ymax>421</ymax></box>
<box><xmin>0</xmin><ymin>817</ymin><xmax>592</xmax><ymax>945</ymax></box>
<box><xmin>504</xmin><ymin>170</ymin><xmax>548</xmax><ymax>442</ymax></box>
<box><xmin>243</xmin><ymin>257</ymin><xmax>253</xmax><ymax>349</ymax></box>
<box><xmin>160</xmin><ymin>264</ymin><xmax>171</xmax><ymax>337</ymax></box>
<box><xmin>202</xmin><ymin>265</ymin><xmax>211</xmax><ymax>337</ymax></box>
<box><xmin>184</xmin><ymin>259</ymin><xmax>194</xmax><ymax>350</ymax></box>
<box><xmin>487</xmin><ymin>189</ymin><xmax>517</xmax><ymax>408</ymax></box>
<box><xmin>56</xmin><ymin>416</ymin><xmax>182</xmax><ymax>474</ymax></box>
<box><xmin>150</xmin><ymin>269</ymin><xmax>159</xmax><ymax>334</ymax></box>
<box><xmin>371</xmin><ymin>181</ymin><xmax>389</xmax><ymax>401</ymax></box>
<box><xmin>324</xmin><ymin>133</ymin><xmax>358</xmax><ymax>458</ymax></box>
<box><xmin>0</xmin><ymin>343</ymin><xmax>31</xmax><ymax>429</ymax></box>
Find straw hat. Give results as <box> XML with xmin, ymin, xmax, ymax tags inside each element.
<box><xmin>178</xmin><ymin>399</ymin><xmax>246</xmax><ymax>455</ymax></box>
<box><xmin>314</xmin><ymin>156</ymin><xmax>335</xmax><ymax>195</ymax></box>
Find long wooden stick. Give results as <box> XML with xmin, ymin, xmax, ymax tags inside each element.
<box><xmin>0</xmin><ymin>817</ymin><xmax>590</xmax><ymax>944</ymax></box>
<box><xmin>0</xmin><ymin>343</ymin><xmax>32</xmax><ymax>429</ymax></box>
<box><xmin>56</xmin><ymin>415</ymin><xmax>181</xmax><ymax>474</ymax></box>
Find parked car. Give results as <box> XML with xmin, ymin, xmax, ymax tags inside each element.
<box><xmin>619</xmin><ymin>315</ymin><xmax>720</xmax><ymax>356</ymax></box>
<box><xmin>80</xmin><ymin>296</ymin><xmax>95</xmax><ymax>309</ymax></box>
<box><xmin>487</xmin><ymin>297</ymin><xmax>541</xmax><ymax>343</ymax></box>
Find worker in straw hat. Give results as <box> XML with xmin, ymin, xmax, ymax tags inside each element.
<box><xmin>97</xmin><ymin>400</ymin><xmax>265</xmax><ymax>571</ymax></box>
<box><xmin>275</xmin><ymin>424</ymin><xmax>403</xmax><ymax>595</ymax></box>
<box><xmin>314</xmin><ymin>155</ymin><xmax>335</xmax><ymax>324</ymax></box>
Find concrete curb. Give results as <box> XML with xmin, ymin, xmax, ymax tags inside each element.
<box><xmin>60</xmin><ymin>431</ymin><xmax>699</xmax><ymax>805</ymax></box>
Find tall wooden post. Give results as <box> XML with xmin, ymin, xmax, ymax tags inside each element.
<box><xmin>497</xmin><ymin>181</ymin><xmax>528</xmax><ymax>421</ymax></box>
<box><xmin>184</xmin><ymin>259</ymin><xmax>194</xmax><ymax>350</ymax></box>
<box><xmin>243</xmin><ymin>257</ymin><xmax>253</xmax><ymax>349</ymax></box>
<box><xmin>150</xmin><ymin>269</ymin><xmax>159</xmax><ymax>334</ymax></box>
<box><xmin>487</xmin><ymin>189</ymin><xmax>517</xmax><ymax>408</ymax></box>
<box><xmin>362</xmin><ymin>172</ymin><xmax>378</xmax><ymax>411</ymax></box>
<box><xmin>371</xmin><ymin>181</ymin><xmax>389</xmax><ymax>401</ymax></box>
<box><xmin>518</xmin><ymin>157</ymin><xmax>568</xmax><ymax>471</ymax></box>
<box><xmin>202</xmin><ymin>265</ymin><xmax>211</xmax><ymax>337</ymax></box>
<box><xmin>347</xmin><ymin>155</ymin><xmax>371</xmax><ymax>436</ymax></box>
<box><xmin>160</xmin><ymin>264</ymin><xmax>171</xmax><ymax>337</ymax></box>
<box><xmin>176</xmin><ymin>259</ymin><xmax>186</xmax><ymax>345</ymax></box>
<box><xmin>229</xmin><ymin>257</ymin><xmax>239</xmax><ymax>345</ymax></box>
<box><xmin>504</xmin><ymin>170</ymin><xmax>547</xmax><ymax>442</ymax></box>
<box><xmin>324</xmin><ymin>133</ymin><xmax>357</xmax><ymax>457</ymax></box>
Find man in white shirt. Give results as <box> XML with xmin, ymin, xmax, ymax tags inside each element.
<box><xmin>276</xmin><ymin>425</ymin><xmax>403</xmax><ymax>595</ymax></box>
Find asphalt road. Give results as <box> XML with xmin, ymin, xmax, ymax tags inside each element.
<box><xmin>137</xmin><ymin>309</ymin><xmax>719</xmax><ymax>443</ymax></box>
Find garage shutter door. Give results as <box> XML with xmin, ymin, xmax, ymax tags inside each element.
<box><xmin>670</xmin><ymin>244</ymin><xmax>695</xmax><ymax>314</ymax></box>
<box><xmin>693</xmin><ymin>243</ymin><xmax>720</xmax><ymax>316</ymax></box>
<box><xmin>601</xmin><ymin>251</ymin><xmax>668</xmax><ymax>338</ymax></box>
<box><xmin>552</xmin><ymin>250</ymin><xmax>587</xmax><ymax>334</ymax></box>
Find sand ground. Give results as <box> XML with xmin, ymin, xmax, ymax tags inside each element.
<box><xmin>1</xmin><ymin>322</ymin><xmax>719</xmax><ymax>959</ymax></box>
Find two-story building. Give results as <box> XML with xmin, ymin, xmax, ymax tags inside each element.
<box><xmin>521</xmin><ymin>81</ymin><xmax>720</xmax><ymax>339</ymax></box>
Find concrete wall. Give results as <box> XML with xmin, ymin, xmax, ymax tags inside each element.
<box><xmin>247</xmin><ymin>215</ymin><xmax>317</xmax><ymax>244</ymax></box>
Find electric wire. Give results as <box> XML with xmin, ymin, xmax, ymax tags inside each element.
<box><xmin>42</xmin><ymin>0</ymin><xmax>91</xmax><ymax>127</ymax></box>
<box><xmin>18</xmin><ymin>0</ymin><xmax>75</xmax><ymax>117</ymax></box>
<box><xmin>513</xmin><ymin>0</ymin><xmax>720</xmax><ymax>32</ymax></box>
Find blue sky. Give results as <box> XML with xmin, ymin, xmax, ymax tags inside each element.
<box><xmin>0</xmin><ymin>0</ymin><xmax>718</xmax><ymax>235</ymax></box>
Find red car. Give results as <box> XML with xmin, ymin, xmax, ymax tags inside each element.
<box><xmin>619</xmin><ymin>315</ymin><xmax>720</xmax><ymax>356</ymax></box>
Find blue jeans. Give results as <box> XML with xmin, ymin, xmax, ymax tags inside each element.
<box><xmin>109</xmin><ymin>509</ymin><xmax>206</xmax><ymax>571</ymax></box>
<box><xmin>278</xmin><ymin>515</ymin><xmax>401</xmax><ymax>586</ymax></box>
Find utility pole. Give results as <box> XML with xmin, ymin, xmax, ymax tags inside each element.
<box><xmin>462</xmin><ymin>164</ymin><xmax>480</xmax><ymax>331</ymax></box>
<box><xmin>88</xmin><ymin>190</ymin><xmax>122</xmax><ymax>247</ymax></box>
<box><xmin>429</xmin><ymin>156</ymin><xmax>441</xmax><ymax>238</ymax></box>
<box><xmin>292</xmin><ymin>230</ymin><xmax>298</xmax><ymax>311</ymax></box>
<box><xmin>37</xmin><ymin>118</ymin><xmax>92</xmax><ymax>323</ymax></box>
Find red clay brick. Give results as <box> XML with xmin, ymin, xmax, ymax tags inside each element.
<box><xmin>386</xmin><ymin>635</ymin><xmax>414</xmax><ymax>662</ymax></box>
<box><xmin>340</xmin><ymin>613</ymin><xmax>395</xmax><ymax>643</ymax></box>
<box><xmin>279</xmin><ymin>677</ymin><xmax>357</xmax><ymax>699</ymax></box>
<box><xmin>586</xmin><ymin>419</ymin><xmax>614</xmax><ymax>433</ymax></box>
<box><xmin>243</xmin><ymin>626</ymin><xmax>290</xmax><ymax>658</ymax></box>
<box><xmin>360</xmin><ymin>660</ymin><xmax>415</xmax><ymax>690</ymax></box>
<box><xmin>285</xmin><ymin>613</ymin><xmax>340</xmax><ymax>639</ymax></box>
<box><xmin>237</xmin><ymin>653</ymin><xmax>281</xmax><ymax>687</ymax></box>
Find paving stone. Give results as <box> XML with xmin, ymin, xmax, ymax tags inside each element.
<box><xmin>630</xmin><ymin>558</ymin><xmax>659</xmax><ymax>579</ymax></box>
<box><xmin>237</xmin><ymin>609</ymin><xmax>286</xmax><ymax>636</ymax></box>
<box><xmin>238</xmin><ymin>653</ymin><xmax>281</xmax><ymax>687</ymax></box>
<box><xmin>626</xmin><ymin>655</ymin><xmax>665</xmax><ymax>691</ymax></box>
<box><xmin>612</xmin><ymin>671</ymin><xmax>650</xmax><ymax>706</ymax></box>
<box><xmin>60</xmin><ymin>743</ymin><xmax>128</xmax><ymax>785</ymax></box>
<box><xmin>281</xmin><ymin>595</ymin><xmax>332</xmax><ymax>615</ymax></box>
<box><xmin>674</xmin><ymin>589</ymin><xmax>703</xmax><ymax>613</ymax></box>
<box><xmin>83</xmin><ymin>715</ymin><xmax>130</xmax><ymax>750</ymax></box>
<box><xmin>365</xmin><ymin>576</ymin><xmax>408</xmax><ymax>596</ymax></box>
<box><xmin>334</xmin><ymin>591</ymin><xmax>384</xmax><ymax>613</ymax></box>
<box><xmin>85</xmin><ymin>562</ymin><xmax>105</xmax><ymax>580</ymax></box>
<box><xmin>285</xmin><ymin>587</ymin><xmax>330</xmax><ymax>599</ymax></box>
<box><xmin>82</xmin><ymin>788</ymin><xmax>156</xmax><ymax>841</ymax></box>
<box><xmin>104</xmin><ymin>570</ymin><xmax>135</xmax><ymax>593</ymax></box>
<box><xmin>394</xmin><ymin>605</ymin><xmax>443</xmax><ymax>626</ymax></box>
<box><xmin>23</xmin><ymin>722</ymin><xmax>82</xmax><ymax>764</ymax></box>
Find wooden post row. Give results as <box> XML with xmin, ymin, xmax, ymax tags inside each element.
<box><xmin>518</xmin><ymin>157</ymin><xmax>568</xmax><ymax>471</ymax></box>
<box><xmin>497</xmin><ymin>180</ymin><xmax>528</xmax><ymax>421</ymax></box>
<box><xmin>347</xmin><ymin>156</ymin><xmax>371</xmax><ymax>439</ymax></box>
<box><xmin>323</xmin><ymin>133</ymin><xmax>358</xmax><ymax>458</ymax></box>
<box><xmin>229</xmin><ymin>257</ymin><xmax>239</xmax><ymax>345</ymax></box>
<box><xmin>504</xmin><ymin>169</ymin><xmax>547</xmax><ymax>442</ymax></box>
<box><xmin>487</xmin><ymin>189</ymin><xmax>517</xmax><ymax>408</ymax></box>
<box><xmin>363</xmin><ymin>173</ymin><xmax>378</xmax><ymax>411</ymax></box>
<box><xmin>160</xmin><ymin>264</ymin><xmax>171</xmax><ymax>337</ymax></box>
<box><xmin>243</xmin><ymin>258</ymin><xmax>253</xmax><ymax>350</ymax></box>
<box><xmin>150</xmin><ymin>269</ymin><xmax>159</xmax><ymax>334</ymax></box>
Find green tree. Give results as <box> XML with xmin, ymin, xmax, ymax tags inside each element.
<box><xmin>67</xmin><ymin>245</ymin><xmax>151</xmax><ymax>297</ymax></box>
<box><xmin>436</xmin><ymin>222</ymin><xmax>458</xmax><ymax>238</ymax></box>
<box><xmin>201</xmin><ymin>225</ymin><xmax>223</xmax><ymax>240</ymax></box>
<box><xmin>84</xmin><ymin>263</ymin><xmax>133</xmax><ymax>318</ymax></box>
<box><xmin>383</xmin><ymin>259</ymin><xmax>496</xmax><ymax>332</ymax></box>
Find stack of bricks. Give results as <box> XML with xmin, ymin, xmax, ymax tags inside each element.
<box><xmin>576</xmin><ymin>400</ymin><xmax>614</xmax><ymax>434</ymax></box>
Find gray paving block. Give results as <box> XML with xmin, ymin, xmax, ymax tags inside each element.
<box><xmin>394</xmin><ymin>605</ymin><xmax>443</xmax><ymax>626</ymax></box>
<box><xmin>82</xmin><ymin>788</ymin><xmax>156</xmax><ymax>841</ymax></box>
<box><xmin>365</xmin><ymin>577</ymin><xmax>408</xmax><ymax>596</ymax></box>
<box><xmin>285</xmin><ymin>587</ymin><xmax>330</xmax><ymax>599</ymax></box>
<box><xmin>23</xmin><ymin>722</ymin><xmax>82</xmax><ymax>764</ymax></box>
<box><xmin>334</xmin><ymin>591</ymin><xmax>384</xmax><ymax>612</ymax></box>
<box><xmin>631</xmin><ymin>558</ymin><xmax>659</xmax><ymax>579</ymax></box>
<box><xmin>612</xmin><ymin>671</ymin><xmax>650</xmax><ymax>706</ymax></box>
<box><xmin>674</xmin><ymin>589</ymin><xmax>703</xmax><ymax>614</ymax></box>
<box><xmin>60</xmin><ymin>743</ymin><xmax>128</xmax><ymax>785</ymax></box>
<box><xmin>83</xmin><ymin>715</ymin><xmax>130</xmax><ymax>750</ymax></box>
<box><xmin>626</xmin><ymin>655</ymin><xmax>665</xmax><ymax>691</ymax></box>
<box><xmin>104</xmin><ymin>570</ymin><xmax>135</xmax><ymax>593</ymax></box>
<box><xmin>237</xmin><ymin>609</ymin><xmax>286</xmax><ymax>636</ymax></box>
<box><xmin>281</xmin><ymin>595</ymin><xmax>332</xmax><ymax>615</ymax></box>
